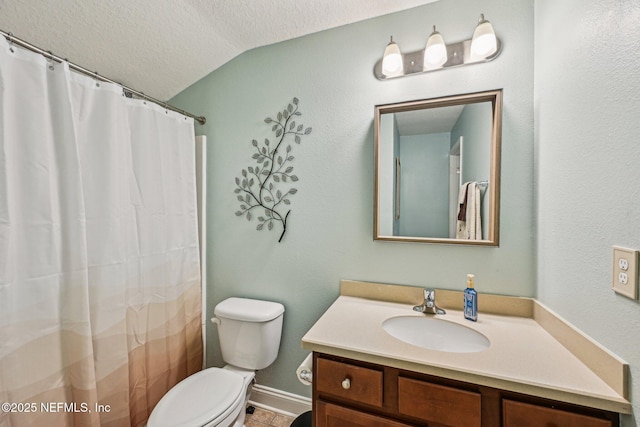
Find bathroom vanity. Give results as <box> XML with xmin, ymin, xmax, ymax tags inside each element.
<box><xmin>302</xmin><ymin>281</ymin><xmax>630</xmax><ymax>427</ymax></box>
<box><xmin>313</xmin><ymin>353</ymin><xmax>617</xmax><ymax>426</ymax></box>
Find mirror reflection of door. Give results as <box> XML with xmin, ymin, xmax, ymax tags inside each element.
<box><xmin>449</xmin><ymin>137</ymin><xmax>462</xmax><ymax>238</ymax></box>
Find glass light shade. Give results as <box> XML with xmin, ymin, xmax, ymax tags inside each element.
<box><xmin>423</xmin><ymin>26</ymin><xmax>447</xmax><ymax>69</ymax></box>
<box><xmin>470</xmin><ymin>14</ymin><xmax>497</xmax><ymax>59</ymax></box>
<box><xmin>382</xmin><ymin>37</ymin><xmax>404</xmax><ymax>77</ymax></box>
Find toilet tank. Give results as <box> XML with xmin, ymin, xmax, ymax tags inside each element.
<box><xmin>213</xmin><ymin>297</ymin><xmax>285</xmax><ymax>370</ymax></box>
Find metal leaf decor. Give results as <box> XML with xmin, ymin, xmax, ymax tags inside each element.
<box><xmin>234</xmin><ymin>98</ymin><xmax>312</xmax><ymax>242</ymax></box>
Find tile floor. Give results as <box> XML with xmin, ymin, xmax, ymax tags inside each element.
<box><xmin>245</xmin><ymin>406</ymin><xmax>296</xmax><ymax>427</ymax></box>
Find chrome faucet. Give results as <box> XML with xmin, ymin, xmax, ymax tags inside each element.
<box><xmin>413</xmin><ymin>289</ymin><xmax>446</xmax><ymax>315</ymax></box>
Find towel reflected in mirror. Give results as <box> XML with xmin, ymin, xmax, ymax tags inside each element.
<box><xmin>456</xmin><ymin>181</ymin><xmax>482</xmax><ymax>239</ymax></box>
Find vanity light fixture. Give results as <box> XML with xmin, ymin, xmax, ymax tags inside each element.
<box><xmin>375</xmin><ymin>13</ymin><xmax>502</xmax><ymax>80</ymax></box>
<box><xmin>381</xmin><ymin>36</ymin><xmax>404</xmax><ymax>77</ymax></box>
<box><xmin>423</xmin><ymin>26</ymin><xmax>447</xmax><ymax>69</ymax></box>
<box><xmin>470</xmin><ymin>14</ymin><xmax>497</xmax><ymax>59</ymax></box>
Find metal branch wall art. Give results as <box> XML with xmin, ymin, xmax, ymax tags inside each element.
<box><xmin>234</xmin><ymin>98</ymin><xmax>312</xmax><ymax>242</ymax></box>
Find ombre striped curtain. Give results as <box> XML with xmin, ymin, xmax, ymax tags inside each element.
<box><xmin>0</xmin><ymin>36</ymin><xmax>202</xmax><ymax>427</ymax></box>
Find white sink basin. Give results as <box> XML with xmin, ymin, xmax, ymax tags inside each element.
<box><xmin>382</xmin><ymin>316</ymin><xmax>490</xmax><ymax>353</ymax></box>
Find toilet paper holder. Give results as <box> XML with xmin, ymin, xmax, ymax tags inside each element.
<box><xmin>299</xmin><ymin>369</ymin><xmax>313</xmax><ymax>383</ymax></box>
<box><xmin>296</xmin><ymin>353</ymin><xmax>313</xmax><ymax>385</ymax></box>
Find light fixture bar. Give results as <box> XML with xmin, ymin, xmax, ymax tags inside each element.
<box><xmin>374</xmin><ymin>37</ymin><xmax>502</xmax><ymax>80</ymax></box>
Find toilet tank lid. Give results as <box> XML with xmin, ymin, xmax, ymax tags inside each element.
<box><xmin>214</xmin><ymin>297</ymin><xmax>285</xmax><ymax>322</ymax></box>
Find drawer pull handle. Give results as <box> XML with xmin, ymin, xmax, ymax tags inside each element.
<box><xmin>341</xmin><ymin>378</ymin><xmax>351</xmax><ymax>390</ymax></box>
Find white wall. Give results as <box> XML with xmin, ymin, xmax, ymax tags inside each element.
<box><xmin>535</xmin><ymin>1</ymin><xmax>640</xmax><ymax>424</ymax></box>
<box><xmin>378</xmin><ymin>114</ymin><xmax>396</xmax><ymax>235</ymax></box>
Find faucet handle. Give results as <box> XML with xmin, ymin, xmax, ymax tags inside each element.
<box><xmin>414</xmin><ymin>288</ymin><xmax>445</xmax><ymax>314</ymax></box>
<box><xmin>424</xmin><ymin>288</ymin><xmax>435</xmax><ymax>302</ymax></box>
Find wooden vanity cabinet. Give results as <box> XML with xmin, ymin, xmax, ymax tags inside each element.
<box><xmin>502</xmin><ymin>399</ymin><xmax>615</xmax><ymax>427</ymax></box>
<box><xmin>397</xmin><ymin>377</ymin><xmax>482</xmax><ymax>426</ymax></box>
<box><xmin>316</xmin><ymin>402</ymin><xmax>413</xmax><ymax>427</ymax></box>
<box><xmin>312</xmin><ymin>353</ymin><xmax>619</xmax><ymax>427</ymax></box>
<box><xmin>316</xmin><ymin>357</ymin><xmax>384</xmax><ymax>408</ymax></box>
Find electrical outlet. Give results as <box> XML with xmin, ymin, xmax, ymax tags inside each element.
<box><xmin>612</xmin><ymin>246</ymin><xmax>638</xmax><ymax>299</ymax></box>
<box><xmin>619</xmin><ymin>258</ymin><xmax>629</xmax><ymax>271</ymax></box>
<box><xmin>618</xmin><ymin>272</ymin><xmax>628</xmax><ymax>285</ymax></box>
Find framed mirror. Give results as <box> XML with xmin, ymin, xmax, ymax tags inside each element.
<box><xmin>374</xmin><ymin>89</ymin><xmax>502</xmax><ymax>245</ymax></box>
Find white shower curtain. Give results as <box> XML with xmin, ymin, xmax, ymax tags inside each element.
<box><xmin>0</xmin><ymin>37</ymin><xmax>202</xmax><ymax>427</ymax></box>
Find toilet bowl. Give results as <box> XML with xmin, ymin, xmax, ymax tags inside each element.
<box><xmin>147</xmin><ymin>298</ymin><xmax>285</xmax><ymax>427</ymax></box>
<box><xmin>147</xmin><ymin>367</ymin><xmax>251</xmax><ymax>427</ymax></box>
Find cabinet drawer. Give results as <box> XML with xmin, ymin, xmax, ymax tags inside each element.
<box><xmin>398</xmin><ymin>376</ymin><xmax>481</xmax><ymax>427</ymax></box>
<box><xmin>316</xmin><ymin>358</ymin><xmax>383</xmax><ymax>407</ymax></box>
<box><xmin>316</xmin><ymin>401</ymin><xmax>412</xmax><ymax>427</ymax></box>
<box><xmin>503</xmin><ymin>399</ymin><xmax>613</xmax><ymax>427</ymax></box>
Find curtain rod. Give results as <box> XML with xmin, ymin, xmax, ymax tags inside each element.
<box><xmin>1</xmin><ymin>29</ymin><xmax>206</xmax><ymax>125</ymax></box>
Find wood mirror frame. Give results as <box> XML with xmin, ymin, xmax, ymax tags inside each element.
<box><xmin>374</xmin><ymin>89</ymin><xmax>502</xmax><ymax>245</ymax></box>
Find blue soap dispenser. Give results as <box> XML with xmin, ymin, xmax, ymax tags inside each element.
<box><xmin>464</xmin><ymin>274</ymin><xmax>478</xmax><ymax>321</ymax></box>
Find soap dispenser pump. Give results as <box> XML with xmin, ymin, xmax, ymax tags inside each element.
<box><xmin>464</xmin><ymin>274</ymin><xmax>478</xmax><ymax>321</ymax></box>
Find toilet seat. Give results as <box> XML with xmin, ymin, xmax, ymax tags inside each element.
<box><xmin>147</xmin><ymin>367</ymin><xmax>245</xmax><ymax>427</ymax></box>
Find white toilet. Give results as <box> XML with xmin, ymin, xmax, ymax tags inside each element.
<box><xmin>147</xmin><ymin>297</ymin><xmax>285</xmax><ymax>427</ymax></box>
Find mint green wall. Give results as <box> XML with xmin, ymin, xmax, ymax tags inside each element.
<box><xmin>399</xmin><ymin>132</ymin><xmax>450</xmax><ymax>238</ymax></box>
<box><xmin>452</xmin><ymin>102</ymin><xmax>493</xmax><ymax>236</ymax></box>
<box><xmin>535</xmin><ymin>1</ymin><xmax>640</xmax><ymax>424</ymax></box>
<box><xmin>452</xmin><ymin>103</ymin><xmax>492</xmax><ymax>185</ymax></box>
<box><xmin>171</xmin><ymin>0</ymin><xmax>534</xmax><ymax>397</ymax></box>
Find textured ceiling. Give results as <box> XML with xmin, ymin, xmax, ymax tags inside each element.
<box><xmin>0</xmin><ymin>0</ymin><xmax>439</xmax><ymax>101</ymax></box>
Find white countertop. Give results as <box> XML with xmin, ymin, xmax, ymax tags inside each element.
<box><xmin>302</xmin><ymin>295</ymin><xmax>631</xmax><ymax>414</ymax></box>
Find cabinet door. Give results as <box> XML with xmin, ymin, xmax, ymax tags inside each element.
<box><xmin>398</xmin><ymin>376</ymin><xmax>481</xmax><ymax>427</ymax></box>
<box><xmin>503</xmin><ymin>399</ymin><xmax>613</xmax><ymax>427</ymax></box>
<box><xmin>316</xmin><ymin>401</ymin><xmax>413</xmax><ymax>427</ymax></box>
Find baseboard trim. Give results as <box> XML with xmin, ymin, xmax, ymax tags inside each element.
<box><xmin>248</xmin><ymin>384</ymin><xmax>312</xmax><ymax>417</ymax></box>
